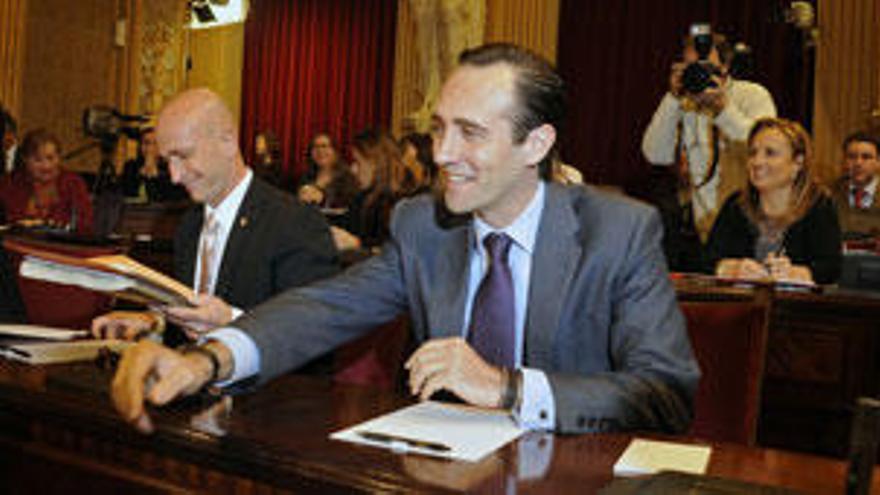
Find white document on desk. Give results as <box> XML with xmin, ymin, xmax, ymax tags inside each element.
<box><xmin>331</xmin><ymin>401</ymin><xmax>525</xmax><ymax>462</ymax></box>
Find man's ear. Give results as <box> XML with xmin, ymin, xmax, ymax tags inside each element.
<box><xmin>522</xmin><ymin>123</ymin><xmax>556</xmax><ymax>167</ymax></box>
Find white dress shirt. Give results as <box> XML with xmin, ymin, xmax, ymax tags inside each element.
<box><xmin>850</xmin><ymin>176</ymin><xmax>878</xmax><ymax>209</ymax></box>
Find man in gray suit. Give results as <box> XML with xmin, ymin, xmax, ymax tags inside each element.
<box><xmin>112</xmin><ymin>44</ymin><xmax>699</xmax><ymax>435</ymax></box>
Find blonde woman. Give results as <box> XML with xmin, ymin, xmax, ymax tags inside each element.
<box><xmin>705</xmin><ymin>118</ymin><xmax>841</xmax><ymax>284</ymax></box>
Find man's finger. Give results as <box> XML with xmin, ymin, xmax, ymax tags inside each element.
<box><xmin>147</xmin><ymin>365</ymin><xmax>194</xmax><ymax>405</ymax></box>
<box><xmin>419</xmin><ymin>370</ymin><xmax>449</xmax><ymax>401</ymax></box>
<box><xmin>134</xmin><ymin>412</ymin><xmax>154</xmax><ymax>434</ymax></box>
<box><xmin>111</xmin><ymin>343</ymin><xmax>158</xmax><ymax>423</ymax></box>
<box><xmin>408</xmin><ymin>356</ymin><xmax>446</xmax><ymax>396</ymax></box>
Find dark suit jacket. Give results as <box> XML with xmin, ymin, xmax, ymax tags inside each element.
<box><xmin>234</xmin><ymin>183</ymin><xmax>699</xmax><ymax>434</ymax></box>
<box><xmin>830</xmin><ymin>177</ymin><xmax>880</xmax><ymax>236</ymax></box>
<box><xmin>704</xmin><ymin>191</ymin><xmax>842</xmax><ymax>284</ymax></box>
<box><xmin>174</xmin><ymin>176</ymin><xmax>339</xmax><ymax>311</ymax></box>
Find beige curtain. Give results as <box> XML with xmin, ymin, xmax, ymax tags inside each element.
<box><xmin>812</xmin><ymin>0</ymin><xmax>880</xmax><ymax>185</ymax></box>
<box><xmin>393</xmin><ymin>0</ymin><xmax>486</xmax><ymax>135</ymax></box>
<box><xmin>0</xmin><ymin>0</ymin><xmax>27</xmax><ymax>117</ymax></box>
<box><xmin>391</xmin><ymin>0</ymin><xmax>560</xmax><ymax>135</ymax></box>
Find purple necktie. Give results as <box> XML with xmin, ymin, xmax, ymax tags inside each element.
<box><xmin>468</xmin><ymin>233</ymin><xmax>516</xmax><ymax>368</ymax></box>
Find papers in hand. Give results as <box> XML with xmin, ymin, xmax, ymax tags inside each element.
<box><xmin>613</xmin><ymin>438</ymin><xmax>711</xmax><ymax>476</ymax></box>
<box><xmin>331</xmin><ymin>401</ymin><xmax>525</xmax><ymax>462</ymax></box>
<box><xmin>16</xmin><ymin>246</ymin><xmax>194</xmax><ymax>306</ymax></box>
<box><xmin>0</xmin><ymin>324</ymin><xmax>89</xmax><ymax>340</ymax></box>
<box><xmin>0</xmin><ymin>324</ymin><xmax>129</xmax><ymax>365</ymax></box>
<box><xmin>0</xmin><ymin>339</ymin><xmax>129</xmax><ymax>364</ymax></box>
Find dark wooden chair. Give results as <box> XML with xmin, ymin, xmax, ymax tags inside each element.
<box><xmin>679</xmin><ymin>287</ymin><xmax>772</xmax><ymax>445</ymax></box>
<box><xmin>333</xmin><ymin>316</ymin><xmax>411</xmax><ymax>390</ymax></box>
<box><xmin>3</xmin><ymin>236</ymin><xmax>125</xmax><ymax>329</ymax></box>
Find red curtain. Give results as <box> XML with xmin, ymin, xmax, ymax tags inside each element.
<box><xmin>240</xmin><ymin>0</ymin><xmax>397</xmax><ymax>185</ymax></box>
<box><xmin>556</xmin><ymin>0</ymin><xmax>814</xmax><ymax>195</ymax></box>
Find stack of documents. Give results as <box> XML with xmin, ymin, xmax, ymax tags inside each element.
<box><xmin>0</xmin><ymin>324</ymin><xmax>129</xmax><ymax>364</ymax></box>
<box><xmin>331</xmin><ymin>401</ymin><xmax>525</xmax><ymax>462</ymax></box>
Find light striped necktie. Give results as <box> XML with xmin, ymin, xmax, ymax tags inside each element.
<box><xmin>197</xmin><ymin>212</ymin><xmax>220</xmax><ymax>295</ymax></box>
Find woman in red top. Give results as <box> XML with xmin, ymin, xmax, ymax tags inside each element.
<box><xmin>0</xmin><ymin>128</ymin><xmax>93</xmax><ymax>233</ymax></box>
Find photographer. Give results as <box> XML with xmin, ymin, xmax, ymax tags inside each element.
<box><xmin>642</xmin><ymin>26</ymin><xmax>776</xmax><ymax>270</ymax></box>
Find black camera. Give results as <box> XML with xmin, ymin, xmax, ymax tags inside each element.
<box><xmin>681</xmin><ymin>24</ymin><xmax>722</xmax><ymax>95</ymax></box>
<box><xmin>82</xmin><ymin>105</ymin><xmax>150</xmax><ymax>143</ymax></box>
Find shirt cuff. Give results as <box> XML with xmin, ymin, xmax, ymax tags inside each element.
<box><xmin>230</xmin><ymin>306</ymin><xmax>244</xmax><ymax>320</ymax></box>
<box><xmin>205</xmin><ymin>326</ymin><xmax>261</xmax><ymax>386</ymax></box>
<box><xmin>514</xmin><ymin>368</ymin><xmax>556</xmax><ymax>431</ymax></box>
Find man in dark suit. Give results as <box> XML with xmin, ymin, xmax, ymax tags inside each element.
<box><xmin>111</xmin><ymin>45</ymin><xmax>699</xmax><ymax>435</ymax></box>
<box><xmin>831</xmin><ymin>131</ymin><xmax>880</xmax><ymax>236</ymax></box>
<box><xmin>92</xmin><ymin>88</ymin><xmax>338</xmax><ymax>339</ymax></box>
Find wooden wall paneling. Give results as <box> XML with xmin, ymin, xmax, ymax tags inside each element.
<box><xmin>185</xmin><ymin>23</ymin><xmax>245</xmax><ymax>126</ymax></box>
<box><xmin>812</xmin><ymin>0</ymin><xmax>880</xmax><ymax>185</ymax></box>
<box><xmin>484</xmin><ymin>0</ymin><xmax>559</xmax><ymax>63</ymax></box>
<box><xmin>0</xmin><ymin>0</ymin><xmax>28</xmax><ymax>118</ymax></box>
<box><xmin>19</xmin><ymin>0</ymin><xmax>130</xmax><ymax>173</ymax></box>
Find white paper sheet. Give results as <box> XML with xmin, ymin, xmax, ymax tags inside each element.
<box><xmin>0</xmin><ymin>339</ymin><xmax>130</xmax><ymax>364</ymax></box>
<box><xmin>613</xmin><ymin>438</ymin><xmax>712</xmax><ymax>476</ymax></box>
<box><xmin>331</xmin><ymin>401</ymin><xmax>525</xmax><ymax>462</ymax></box>
<box><xmin>0</xmin><ymin>324</ymin><xmax>89</xmax><ymax>340</ymax></box>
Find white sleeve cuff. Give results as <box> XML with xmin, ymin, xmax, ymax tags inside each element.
<box><xmin>205</xmin><ymin>326</ymin><xmax>261</xmax><ymax>386</ymax></box>
<box><xmin>514</xmin><ymin>368</ymin><xmax>556</xmax><ymax>431</ymax></box>
<box><xmin>230</xmin><ymin>306</ymin><xmax>244</xmax><ymax>320</ymax></box>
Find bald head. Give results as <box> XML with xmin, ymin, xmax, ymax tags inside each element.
<box><xmin>158</xmin><ymin>88</ymin><xmax>237</xmax><ymax>143</ymax></box>
<box><xmin>156</xmin><ymin>88</ymin><xmax>246</xmax><ymax>206</ymax></box>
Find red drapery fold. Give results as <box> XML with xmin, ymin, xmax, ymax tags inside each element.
<box><xmin>240</xmin><ymin>0</ymin><xmax>397</xmax><ymax>185</ymax></box>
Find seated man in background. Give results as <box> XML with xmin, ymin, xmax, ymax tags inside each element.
<box><xmin>831</xmin><ymin>131</ymin><xmax>880</xmax><ymax>236</ymax></box>
<box><xmin>92</xmin><ymin>88</ymin><xmax>339</xmax><ymax>341</ymax></box>
<box><xmin>111</xmin><ymin>44</ymin><xmax>699</xmax><ymax>436</ymax></box>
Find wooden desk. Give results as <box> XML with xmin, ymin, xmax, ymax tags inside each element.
<box><xmin>0</xmin><ymin>361</ymin><xmax>871</xmax><ymax>494</ymax></box>
<box><xmin>676</xmin><ymin>277</ymin><xmax>880</xmax><ymax>458</ymax></box>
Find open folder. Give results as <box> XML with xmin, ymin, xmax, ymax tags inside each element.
<box><xmin>6</xmin><ymin>238</ymin><xmax>194</xmax><ymax>307</ymax></box>
<box><xmin>331</xmin><ymin>401</ymin><xmax>525</xmax><ymax>462</ymax></box>
<box><xmin>0</xmin><ymin>324</ymin><xmax>130</xmax><ymax>364</ymax></box>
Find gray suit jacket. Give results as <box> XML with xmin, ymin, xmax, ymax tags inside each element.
<box><xmin>235</xmin><ymin>183</ymin><xmax>699</xmax><ymax>434</ymax></box>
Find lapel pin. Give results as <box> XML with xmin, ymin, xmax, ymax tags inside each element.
<box><xmin>239</xmin><ymin>216</ymin><xmax>249</xmax><ymax>228</ymax></box>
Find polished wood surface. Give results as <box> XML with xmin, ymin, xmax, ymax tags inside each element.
<box><xmin>676</xmin><ymin>276</ymin><xmax>880</xmax><ymax>458</ymax></box>
<box><xmin>0</xmin><ymin>359</ymin><xmax>873</xmax><ymax>494</ymax></box>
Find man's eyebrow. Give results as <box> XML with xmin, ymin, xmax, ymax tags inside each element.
<box><xmin>452</xmin><ymin>117</ymin><xmax>489</xmax><ymax>133</ymax></box>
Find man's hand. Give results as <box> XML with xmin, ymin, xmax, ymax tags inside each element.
<box><xmin>669</xmin><ymin>62</ymin><xmax>685</xmax><ymax>97</ymax></box>
<box><xmin>691</xmin><ymin>76</ymin><xmax>727</xmax><ymax>114</ymax></box>
<box><xmin>161</xmin><ymin>294</ymin><xmax>234</xmax><ymax>338</ymax></box>
<box><xmin>111</xmin><ymin>340</ymin><xmax>214</xmax><ymax>434</ymax></box>
<box><xmin>91</xmin><ymin>311</ymin><xmax>161</xmax><ymax>340</ymax></box>
<box><xmin>404</xmin><ymin>337</ymin><xmax>504</xmax><ymax>408</ymax></box>
<box><xmin>716</xmin><ymin>258</ymin><xmax>770</xmax><ymax>280</ymax></box>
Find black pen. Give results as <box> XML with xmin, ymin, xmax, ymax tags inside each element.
<box><xmin>357</xmin><ymin>430</ymin><xmax>452</xmax><ymax>453</ymax></box>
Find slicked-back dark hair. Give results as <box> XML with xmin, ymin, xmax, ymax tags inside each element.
<box><xmin>843</xmin><ymin>130</ymin><xmax>880</xmax><ymax>157</ymax></box>
<box><xmin>458</xmin><ymin>43</ymin><xmax>566</xmax><ymax>181</ymax></box>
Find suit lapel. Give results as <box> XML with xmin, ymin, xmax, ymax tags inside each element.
<box><xmin>525</xmin><ymin>183</ymin><xmax>582</xmax><ymax>367</ymax></box>
<box><xmin>177</xmin><ymin>208</ymin><xmax>202</xmax><ymax>286</ymax></box>
<box><xmin>429</xmin><ymin>218</ymin><xmax>474</xmax><ymax>340</ymax></box>
<box><xmin>215</xmin><ymin>179</ymin><xmax>259</xmax><ymax>299</ymax></box>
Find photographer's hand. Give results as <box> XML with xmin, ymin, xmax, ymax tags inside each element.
<box><xmin>693</xmin><ymin>75</ymin><xmax>728</xmax><ymax>114</ymax></box>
